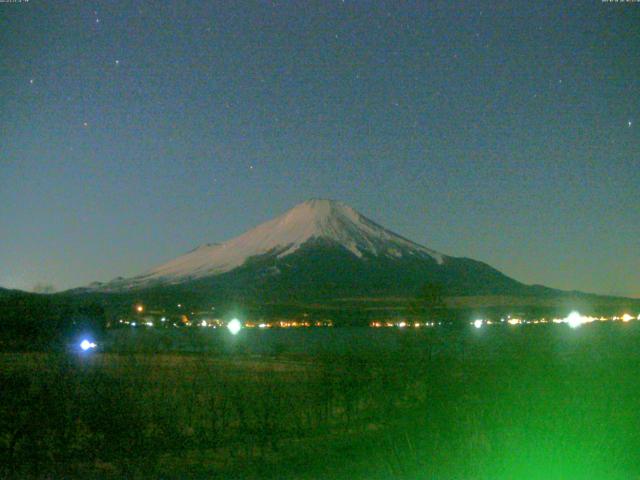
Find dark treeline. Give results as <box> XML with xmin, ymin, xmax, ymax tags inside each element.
<box><xmin>1</xmin><ymin>281</ymin><xmax>637</xmax><ymax>352</ymax></box>
<box><xmin>0</xmin><ymin>291</ymin><xmax>106</xmax><ymax>350</ymax></box>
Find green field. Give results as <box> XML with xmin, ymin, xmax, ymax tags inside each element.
<box><xmin>2</xmin><ymin>323</ymin><xmax>640</xmax><ymax>479</ymax></box>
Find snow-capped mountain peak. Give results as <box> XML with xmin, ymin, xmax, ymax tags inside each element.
<box><xmin>101</xmin><ymin>199</ymin><xmax>446</xmax><ymax>289</ymax></box>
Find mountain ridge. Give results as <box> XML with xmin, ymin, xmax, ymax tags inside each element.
<box><xmin>80</xmin><ymin>199</ymin><xmax>568</xmax><ymax>302</ymax></box>
<box><xmin>98</xmin><ymin>199</ymin><xmax>449</xmax><ymax>292</ymax></box>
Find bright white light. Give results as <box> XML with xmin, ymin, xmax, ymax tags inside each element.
<box><xmin>80</xmin><ymin>340</ymin><xmax>96</xmax><ymax>351</ymax></box>
<box><xmin>145</xmin><ymin>321</ymin><xmax>154</xmax><ymax>327</ymax></box>
<box><xmin>201</xmin><ymin>320</ymin><xmax>208</xmax><ymax>327</ymax></box>
<box><xmin>131</xmin><ymin>322</ymin><xmax>136</xmax><ymax>327</ymax></box>
<box><xmin>227</xmin><ymin>318</ymin><xmax>242</xmax><ymax>335</ymax></box>
<box><xmin>258</xmin><ymin>323</ymin><xmax>267</xmax><ymax>328</ymax></box>
<box><xmin>161</xmin><ymin>317</ymin><xmax>166</xmax><ymax>322</ymax></box>
<box><xmin>621</xmin><ymin>313</ymin><xmax>633</xmax><ymax>322</ymax></box>
<box><xmin>398</xmin><ymin>321</ymin><xmax>406</xmax><ymax>328</ymax></box>
<box><xmin>473</xmin><ymin>319</ymin><xmax>483</xmax><ymax>329</ymax></box>
<box><xmin>566</xmin><ymin>311</ymin><xmax>584</xmax><ymax>329</ymax></box>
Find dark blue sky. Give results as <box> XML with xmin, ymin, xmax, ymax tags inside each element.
<box><xmin>1</xmin><ymin>0</ymin><xmax>638</xmax><ymax>297</ymax></box>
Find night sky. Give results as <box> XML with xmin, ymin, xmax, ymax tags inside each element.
<box><xmin>1</xmin><ymin>1</ymin><xmax>638</xmax><ymax>297</ymax></box>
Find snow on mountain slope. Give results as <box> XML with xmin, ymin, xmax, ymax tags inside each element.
<box><xmin>103</xmin><ymin>199</ymin><xmax>446</xmax><ymax>289</ymax></box>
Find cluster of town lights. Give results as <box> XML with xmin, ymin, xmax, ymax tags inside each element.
<box><xmin>370</xmin><ymin>321</ymin><xmax>440</xmax><ymax>328</ymax></box>
<box><xmin>470</xmin><ymin>312</ymin><xmax>639</xmax><ymax>329</ymax></box>
<box><xmin>369</xmin><ymin>313</ymin><xmax>640</xmax><ymax>329</ymax></box>
<box><xmin>122</xmin><ymin>310</ymin><xmax>334</xmax><ymax>329</ymax></box>
<box><xmin>125</xmin><ymin>304</ymin><xmax>637</xmax><ymax>331</ymax></box>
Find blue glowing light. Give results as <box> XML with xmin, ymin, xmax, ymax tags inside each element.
<box><xmin>80</xmin><ymin>339</ymin><xmax>97</xmax><ymax>351</ymax></box>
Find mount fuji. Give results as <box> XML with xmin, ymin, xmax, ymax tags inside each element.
<box><xmin>87</xmin><ymin>199</ymin><xmax>541</xmax><ymax>300</ymax></box>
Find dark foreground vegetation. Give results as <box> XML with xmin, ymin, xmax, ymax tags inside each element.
<box><xmin>2</xmin><ymin>323</ymin><xmax>640</xmax><ymax>479</ymax></box>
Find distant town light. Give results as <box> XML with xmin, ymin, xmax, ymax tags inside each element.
<box><xmin>398</xmin><ymin>321</ymin><xmax>406</xmax><ymax>328</ymax></box>
<box><xmin>227</xmin><ymin>318</ymin><xmax>242</xmax><ymax>335</ymax></box>
<box><xmin>135</xmin><ymin>305</ymin><xmax>144</xmax><ymax>313</ymax></box>
<box><xmin>621</xmin><ymin>313</ymin><xmax>633</xmax><ymax>322</ymax></box>
<box><xmin>473</xmin><ymin>319</ymin><xmax>483</xmax><ymax>329</ymax></box>
<box><xmin>80</xmin><ymin>339</ymin><xmax>96</xmax><ymax>351</ymax></box>
<box><xmin>201</xmin><ymin>320</ymin><xmax>208</xmax><ymax>327</ymax></box>
<box><xmin>566</xmin><ymin>311</ymin><xmax>584</xmax><ymax>329</ymax></box>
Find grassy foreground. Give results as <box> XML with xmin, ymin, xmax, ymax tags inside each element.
<box><xmin>1</xmin><ymin>323</ymin><xmax>640</xmax><ymax>479</ymax></box>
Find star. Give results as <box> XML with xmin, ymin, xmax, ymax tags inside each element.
<box><xmin>629</xmin><ymin>120</ymin><xmax>633</xmax><ymax>128</ymax></box>
<box><xmin>29</xmin><ymin>78</ymin><xmax>34</xmax><ymax>85</ymax></box>
<box><xmin>83</xmin><ymin>122</ymin><xmax>88</xmax><ymax>128</ymax></box>
<box><xmin>115</xmin><ymin>60</ymin><xmax>120</xmax><ymax>66</ymax></box>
